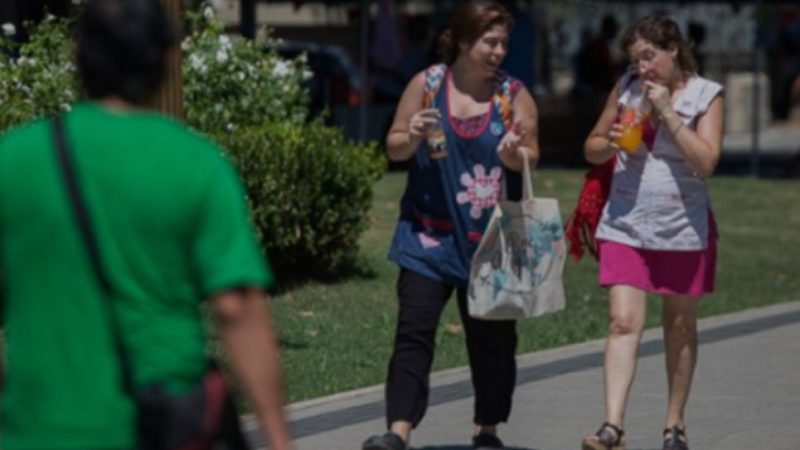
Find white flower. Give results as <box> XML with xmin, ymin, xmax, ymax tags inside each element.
<box><xmin>203</xmin><ymin>6</ymin><xmax>215</xmax><ymax>20</ymax></box>
<box><xmin>225</xmin><ymin>122</ymin><xmax>235</xmax><ymax>131</ymax></box>
<box><xmin>214</xmin><ymin>103</ymin><xmax>223</xmax><ymax>112</ymax></box>
<box><xmin>236</xmin><ymin>71</ymin><xmax>246</xmax><ymax>81</ymax></box>
<box><xmin>218</xmin><ymin>35</ymin><xmax>231</xmax><ymax>49</ymax></box>
<box><xmin>2</xmin><ymin>23</ymin><xmax>15</xmax><ymax>37</ymax></box>
<box><xmin>302</xmin><ymin>69</ymin><xmax>313</xmax><ymax>81</ymax></box>
<box><xmin>271</xmin><ymin>60</ymin><xmax>290</xmax><ymax>78</ymax></box>
<box><xmin>215</xmin><ymin>48</ymin><xmax>228</xmax><ymax>64</ymax></box>
<box><xmin>181</xmin><ymin>39</ymin><xmax>191</xmax><ymax>52</ymax></box>
<box><xmin>189</xmin><ymin>53</ymin><xmax>207</xmax><ymax>73</ymax></box>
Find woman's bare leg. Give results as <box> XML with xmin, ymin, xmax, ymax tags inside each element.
<box><xmin>661</xmin><ymin>295</ymin><xmax>700</xmax><ymax>431</ymax></box>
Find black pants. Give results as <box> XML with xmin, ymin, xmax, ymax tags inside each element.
<box><xmin>385</xmin><ymin>269</ymin><xmax>518</xmax><ymax>428</ymax></box>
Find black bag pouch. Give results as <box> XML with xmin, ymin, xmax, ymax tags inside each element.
<box><xmin>135</xmin><ymin>365</ymin><xmax>248</xmax><ymax>450</ymax></box>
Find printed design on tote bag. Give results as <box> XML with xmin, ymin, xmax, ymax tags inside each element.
<box><xmin>456</xmin><ymin>164</ymin><xmax>502</xmax><ymax>219</ymax></box>
<box><xmin>473</xmin><ymin>215</ymin><xmax>565</xmax><ymax>291</ymax></box>
<box><xmin>527</xmin><ymin>218</ymin><xmax>566</xmax><ymax>283</ymax></box>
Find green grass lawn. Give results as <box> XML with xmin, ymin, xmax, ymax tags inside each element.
<box><xmin>271</xmin><ymin>170</ymin><xmax>800</xmax><ymax>403</ymax></box>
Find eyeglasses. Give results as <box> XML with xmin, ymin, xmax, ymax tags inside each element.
<box><xmin>629</xmin><ymin>47</ymin><xmax>662</xmax><ymax>70</ymax></box>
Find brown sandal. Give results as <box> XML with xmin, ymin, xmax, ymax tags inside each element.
<box><xmin>581</xmin><ymin>421</ymin><xmax>626</xmax><ymax>450</ymax></box>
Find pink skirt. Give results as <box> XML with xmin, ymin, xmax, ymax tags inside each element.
<box><xmin>598</xmin><ymin>218</ymin><xmax>718</xmax><ymax>297</ymax></box>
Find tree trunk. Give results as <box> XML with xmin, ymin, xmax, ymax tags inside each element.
<box><xmin>241</xmin><ymin>0</ymin><xmax>255</xmax><ymax>39</ymax></box>
<box><xmin>154</xmin><ymin>0</ymin><xmax>183</xmax><ymax>120</ymax></box>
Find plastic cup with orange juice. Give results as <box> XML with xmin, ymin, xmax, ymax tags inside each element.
<box><xmin>615</xmin><ymin>93</ymin><xmax>650</xmax><ymax>153</ymax></box>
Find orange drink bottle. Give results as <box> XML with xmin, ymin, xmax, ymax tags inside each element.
<box><xmin>427</xmin><ymin>125</ymin><xmax>446</xmax><ymax>152</ymax></box>
<box><xmin>426</xmin><ymin>97</ymin><xmax>447</xmax><ymax>158</ymax></box>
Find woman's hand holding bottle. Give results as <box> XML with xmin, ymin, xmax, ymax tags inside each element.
<box><xmin>408</xmin><ymin>108</ymin><xmax>441</xmax><ymax>143</ymax></box>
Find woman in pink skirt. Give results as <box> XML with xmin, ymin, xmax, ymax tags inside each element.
<box><xmin>580</xmin><ymin>15</ymin><xmax>724</xmax><ymax>450</ymax></box>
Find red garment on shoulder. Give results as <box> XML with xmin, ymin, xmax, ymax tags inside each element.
<box><xmin>565</xmin><ymin>156</ymin><xmax>617</xmax><ymax>261</ymax></box>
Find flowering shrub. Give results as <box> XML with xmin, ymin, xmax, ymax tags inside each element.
<box><xmin>0</xmin><ymin>16</ymin><xmax>78</xmax><ymax>132</ymax></box>
<box><xmin>0</xmin><ymin>6</ymin><xmax>311</xmax><ymax>135</ymax></box>
<box><xmin>182</xmin><ymin>7</ymin><xmax>387</xmax><ymax>278</ymax></box>
<box><xmin>182</xmin><ymin>6</ymin><xmax>311</xmax><ymax>133</ymax></box>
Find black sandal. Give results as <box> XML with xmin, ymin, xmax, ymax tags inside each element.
<box><xmin>362</xmin><ymin>432</ymin><xmax>408</xmax><ymax>450</ymax></box>
<box><xmin>472</xmin><ymin>432</ymin><xmax>505</xmax><ymax>449</ymax></box>
<box><xmin>663</xmin><ymin>426</ymin><xmax>689</xmax><ymax>450</ymax></box>
<box><xmin>581</xmin><ymin>421</ymin><xmax>626</xmax><ymax>450</ymax></box>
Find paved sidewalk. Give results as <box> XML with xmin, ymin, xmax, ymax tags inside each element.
<box><xmin>723</xmin><ymin>124</ymin><xmax>800</xmax><ymax>157</ymax></box>
<box><xmin>719</xmin><ymin>125</ymin><xmax>800</xmax><ymax>175</ymax></box>
<box><xmin>246</xmin><ymin>300</ymin><xmax>800</xmax><ymax>450</ymax></box>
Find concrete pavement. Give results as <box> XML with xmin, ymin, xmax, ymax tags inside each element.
<box><xmin>719</xmin><ymin>124</ymin><xmax>800</xmax><ymax>176</ymax></box>
<box><xmin>723</xmin><ymin>124</ymin><xmax>800</xmax><ymax>157</ymax></box>
<box><xmin>246</xmin><ymin>300</ymin><xmax>800</xmax><ymax>450</ymax></box>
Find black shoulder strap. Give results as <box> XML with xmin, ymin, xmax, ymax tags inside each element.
<box><xmin>52</xmin><ymin>115</ymin><xmax>133</xmax><ymax>393</ymax></box>
<box><xmin>53</xmin><ymin>116</ymin><xmax>112</xmax><ymax>295</ymax></box>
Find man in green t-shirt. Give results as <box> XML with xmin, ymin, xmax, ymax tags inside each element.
<box><xmin>0</xmin><ymin>1</ymin><xmax>293</xmax><ymax>449</ymax></box>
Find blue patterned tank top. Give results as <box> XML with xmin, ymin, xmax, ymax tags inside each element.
<box><xmin>388</xmin><ymin>66</ymin><xmax>522</xmax><ymax>284</ymax></box>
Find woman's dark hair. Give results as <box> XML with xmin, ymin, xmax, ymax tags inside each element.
<box><xmin>620</xmin><ymin>14</ymin><xmax>698</xmax><ymax>74</ymax></box>
<box><xmin>437</xmin><ymin>1</ymin><xmax>513</xmax><ymax>65</ymax></box>
<box><xmin>76</xmin><ymin>0</ymin><xmax>175</xmax><ymax>104</ymax></box>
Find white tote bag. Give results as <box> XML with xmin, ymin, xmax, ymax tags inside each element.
<box><xmin>467</xmin><ymin>154</ymin><xmax>567</xmax><ymax>320</ymax></box>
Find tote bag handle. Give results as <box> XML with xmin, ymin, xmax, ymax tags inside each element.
<box><xmin>500</xmin><ymin>150</ymin><xmax>535</xmax><ymax>202</ymax></box>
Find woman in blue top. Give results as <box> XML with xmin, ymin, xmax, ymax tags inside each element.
<box><xmin>362</xmin><ymin>2</ymin><xmax>540</xmax><ymax>450</ymax></box>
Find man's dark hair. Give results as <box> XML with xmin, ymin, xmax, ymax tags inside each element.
<box><xmin>76</xmin><ymin>0</ymin><xmax>175</xmax><ymax>104</ymax></box>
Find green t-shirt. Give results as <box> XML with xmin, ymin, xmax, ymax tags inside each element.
<box><xmin>0</xmin><ymin>102</ymin><xmax>273</xmax><ymax>449</ymax></box>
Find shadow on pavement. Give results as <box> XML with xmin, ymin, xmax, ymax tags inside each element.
<box><xmin>413</xmin><ymin>446</ymin><xmax>662</xmax><ymax>450</ymax></box>
<box><xmin>413</xmin><ymin>446</ymin><xmax>538</xmax><ymax>450</ymax></box>
<box><xmin>416</xmin><ymin>447</ymin><xmax>656</xmax><ymax>450</ymax></box>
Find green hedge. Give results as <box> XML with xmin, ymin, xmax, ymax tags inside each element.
<box><xmin>213</xmin><ymin>122</ymin><xmax>386</xmax><ymax>278</ymax></box>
